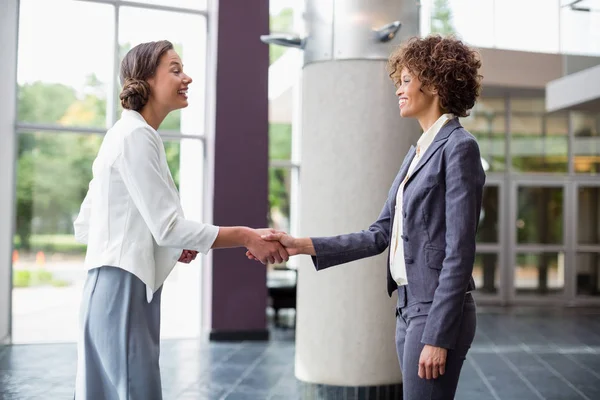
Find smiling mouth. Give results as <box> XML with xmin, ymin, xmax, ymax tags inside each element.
<box><xmin>178</xmin><ymin>89</ymin><xmax>188</xmax><ymax>98</ymax></box>
<box><xmin>399</xmin><ymin>98</ymin><xmax>407</xmax><ymax>107</ymax></box>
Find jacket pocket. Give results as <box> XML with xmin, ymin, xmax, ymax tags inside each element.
<box><xmin>425</xmin><ymin>246</ymin><xmax>445</xmax><ymax>270</ymax></box>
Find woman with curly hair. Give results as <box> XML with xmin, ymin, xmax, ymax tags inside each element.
<box><xmin>250</xmin><ymin>35</ymin><xmax>485</xmax><ymax>399</ymax></box>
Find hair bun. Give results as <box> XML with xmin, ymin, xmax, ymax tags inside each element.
<box><xmin>119</xmin><ymin>78</ymin><xmax>150</xmax><ymax>111</ymax></box>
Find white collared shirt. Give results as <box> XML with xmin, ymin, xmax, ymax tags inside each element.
<box><xmin>390</xmin><ymin>113</ymin><xmax>454</xmax><ymax>286</ymax></box>
<box><xmin>73</xmin><ymin>110</ymin><xmax>219</xmax><ymax>302</ymax></box>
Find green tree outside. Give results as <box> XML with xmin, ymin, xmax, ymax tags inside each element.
<box><xmin>268</xmin><ymin>8</ymin><xmax>295</xmax><ymax>230</ymax></box>
<box><xmin>269</xmin><ymin>7</ymin><xmax>293</xmax><ymax>65</ymax></box>
<box><xmin>14</xmin><ymin>72</ymin><xmax>182</xmax><ymax>253</ymax></box>
<box><xmin>14</xmin><ymin>24</ymin><xmax>293</xmax><ymax>254</ymax></box>
<box><xmin>430</xmin><ymin>0</ymin><xmax>456</xmax><ymax>36</ymax></box>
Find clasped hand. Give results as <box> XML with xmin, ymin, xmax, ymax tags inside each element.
<box><xmin>245</xmin><ymin>229</ymin><xmax>290</xmax><ymax>265</ymax></box>
<box><xmin>178</xmin><ymin>249</ymin><xmax>198</xmax><ymax>264</ymax></box>
<box><xmin>245</xmin><ymin>230</ymin><xmax>299</xmax><ymax>262</ymax></box>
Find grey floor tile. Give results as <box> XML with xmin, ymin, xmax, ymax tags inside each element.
<box><xmin>223</xmin><ymin>348</ymin><xmax>267</xmax><ymax>367</ymax></box>
<box><xmin>161</xmin><ymin>366</ymin><xmax>204</xmax><ymax>389</ymax></box>
<box><xmin>536</xmin><ymin>353</ymin><xmax>600</xmax><ymax>399</ymax></box>
<box><xmin>176</xmin><ymin>386</ymin><xmax>228</xmax><ymax>400</ymax></box>
<box><xmin>268</xmin><ymin>395</ymin><xmax>300</xmax><ymax>400</ymax></box>
<box><xmin>197</xmin><ymin>365</ymin><xmax>249</xmax><ymax>388</ymax></box>
<box><xmin>30</xmin><ymin>384</ymin><xmax>75</xmax><ymax>400</ymax></box>
<box><xmin>569</xmin><ymin>353</ymin><xmax>600</xmax><ymax>375</ymax></box>
<box><xmin>504</xmin><ymin>351</ymin><xmax>585</xmax><ymax>400</ymax></box>
<box><xmin>236</xmin><ymin>365</ymin><xmax>284</xmax><ymax>392</ymax></box>
<box><xmin>469</xmin><ymin>353</ymin><xmax>536</xmax><ymax>400</ymax></box>
<box><xmin>0</xmin><ymin>371</ymin><xmax>57</xmax><ymax>399</ymax></box>
<box><xmin>229</xmin><ymin>384</ymin><xmax>271</xmax><ymax>398</ymax></box>
<box><xmin>3</xmin><ymin>311</ymin><xmax>600</xmax><ymax>400</ymax></box>
<box><xmin>223</xmin><ymin>391</ymin><xmax>268</xmax><ymax>400</ymax></box>
<box><xmin>455</xmin><ymin>358</ymin><xmax>499</xmax><ymax>400</ymax></box>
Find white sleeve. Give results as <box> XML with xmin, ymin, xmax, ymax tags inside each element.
<box><xmin>73</xmin><ymin>182</ymin><xmax>93</xmax><ymax>244</ymax></box>
<box><xmin>117</xmin><ymin>126</ymin><xmax>219</xmax><ymax>253</ymax></box>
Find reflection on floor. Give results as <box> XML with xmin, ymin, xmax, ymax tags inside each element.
<box><xmin>1</xmin><ymin>308</ymin><xmax>600</xmax><ymax>399</ymax></box>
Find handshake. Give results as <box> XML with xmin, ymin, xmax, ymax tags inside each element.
<box><xmin>178</xmin><ymin>228</ymin><xmax>313</xmax><ymax>265</ymax></box>
<box><xmin>244</xmin><ymin>228</ymin><xmax>303</xmax><ymax>265</ymax></box>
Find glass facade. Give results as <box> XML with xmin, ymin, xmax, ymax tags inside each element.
<box><xmin>3</xmin><ymin>0</ymin><xmax>600</xmax><ymax>345</ymax></box>
<box><xmin>425</xmin><ymin>0</ymin><xmax>600</xmax><ymax>56</ymax></box>
<box><xmin>468</xmin><ymin>93</ymin><xmax>600</xmax><ymax>305</ymax></box>
<box><xmin>573</xmin><ymin>111</ymin><xmax>600</xmax><ymax>174</ymax></box>
<box><xmin>10</xmin><ymin>0</ymin><xmax>208</xmax><ymax>343</ymax></box>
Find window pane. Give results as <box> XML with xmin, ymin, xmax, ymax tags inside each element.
<box><xmin>463</xmin><ymin>98</ymin><xmax>505</xmax><ymax>172</ymax></box>
<box><xmin>515</xmin><ymin>252</ymin><xmax>565</xmax><ymax>295</ymax></box>
<box><xmin>437</xmin><ymin>0</ymin><xmax>495</xmax><ymax>48</ymax></box>
<box><xmin>511</xmin><ymin>98</ymin><xmax>546</xmax><ymax>113</ymax></box>
<box><xmin>12</xmin><ymin>131</ymin><xmax>102</xmax><ymax>343</ymax></box>
<box><xmin>161</xmin><ymin>137</ymin><xmax>205</xmax><ymax>339</ymax></box>
<box><xmin>269</xmin><ymin>167</ymin><xmax>291</xmax><ymax>233</ymax></box>
<box><xmin>517</xmin><ymin>187</ymin><xmax>563</xmax><ymax>245</ymax></box>
<box><xmin>511</xmin><ymin>98</ymin><xmax>568</xmax><ymax>173</ymax></box>
<box><xmin>430</xmin><ymin>0</ymin><xmax>559</xmax><ymax>52</ymax></box>
<box><xmin>119</xmin><ymin>7</ymin><xmax>207</xmax><ymax>135</ymax></box>
<box><xmin>269</xmin><ymin>123</ymin><xmax>292</xmax><ymax>161</ymax></box>
<box><xmin>473</xmin><ymin>253</ymin><xmax>499</xmax><ymax>294</ymax></box>
<box><xmin>578</xmin><ymin>187</ymin><xmax>600</xmax><ymax>245</ymax></box>
<box><xmin>133</xmin><ymin>0</ymin><xmax>207</xmax><ymax>10</ymax></box>
<box><xmin>477</xmin><ymin>186</ymin><xmax>499</xmax><ymax>243</ymax></box>
<box><xmin>494</xmin><ymin>0</ymin><xmax>560</xmax><ymax>53</ymax></box>
<box><xmin>17</xmin><ymin>0</ymin><xmax>114</xmax><ymax>128</ymax></box>
<box><xmin>572</xmin><ymin>111</ymin><xmax>600</xmax><ymax>174</ymax></box>
<box><xmin>576</xmin><ymin>253</ymin><xmax>600</xmax><ymax>296</ymax></box>
<box><xmin>163</xmin><ymin>140</ymin><xmax>182</xmax><ymax>189</ymax></box>
<box><xmin>12</xmin><ymin>132</ymin><xmax>205</xmax><ymax>342</ymax></box>
<box><xmin>560</xmin><ymin>2</ymin><xmax>600</xmax><ymax>56</ymax></box>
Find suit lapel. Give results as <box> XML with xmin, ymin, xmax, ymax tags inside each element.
<box><xmin>405</xmin><ymin>119</ymin><xmax>461</xmax><ymax>186</ymax></box>
<box><xmin>390</xmin><ymin>145</ymin><xmax>416</xmax><ymax>210</ymax></box>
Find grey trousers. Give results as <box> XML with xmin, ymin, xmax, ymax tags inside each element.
<box><xmin>75</xmin><ymin>266</ymin><xmax>163</xmax><ymax>400</ymax></box>
<box><xmin>395</xmin><ymin>285</ymin><xmax>476</xmax><ymax>400</ymax></box>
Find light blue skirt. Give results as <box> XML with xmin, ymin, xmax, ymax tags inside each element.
<box><xmin>75</xmin><ymin>266</ymin><xmax>163</xmax><ymax>400</ymax></box>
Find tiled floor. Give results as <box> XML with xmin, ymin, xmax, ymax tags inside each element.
<box><xmin>1</xmin><ymin>308</ymin><xmax>600</xmax><ymax>399</ymax></box>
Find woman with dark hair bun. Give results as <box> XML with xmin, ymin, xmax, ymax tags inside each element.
<box><xmin>73</xmin><ymin>40</ymin><xmax>288</xmax><ymax>399</ymax></box>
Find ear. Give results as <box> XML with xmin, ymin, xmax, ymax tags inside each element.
<box><xmin>421</xmin><ymin>84</ymin><xmax>438</xmax><ymax>96</ymax></box>
<box><xmin>146</xmin><ymin>76</ymin><xmax>156</xmax><ymax>88</ymax></box>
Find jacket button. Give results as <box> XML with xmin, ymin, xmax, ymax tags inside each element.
<box><xmin>416</xmin><ymin>307</ymin><xmax>421</xmax><ymax>312</ymax></box>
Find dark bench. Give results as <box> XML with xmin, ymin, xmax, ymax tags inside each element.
<box><xmin>267</xmin><ymin>267</ymin><xmax>297</xmax><ymax>327</ymax></box>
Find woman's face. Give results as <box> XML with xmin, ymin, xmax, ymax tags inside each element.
<box><xmin>395</xmin><ymin>68</ymin><xmax>437</xmax><ymax>119</ymax></box>
<box><xmin>148</xmin><ymin>49</ymin><xmax>192</xmax><ymax>113</ymax></box>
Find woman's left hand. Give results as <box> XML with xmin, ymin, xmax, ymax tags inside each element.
<box><xmin>418</xmin><ymin>345</ymin><xmax>447</xmax><ymax>380</ymax></box>
<box><xmin>178</xmin><ymin>249</ymin><xmax>198</xmax><ymax>264</ymax></box>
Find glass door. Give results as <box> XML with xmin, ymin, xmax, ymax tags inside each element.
<box><xmin>473</xmin><ymin>178</ymin><xmax>507</xmax><ymax>304</ymax></box>
<box><xmin>510</xmin><ymin>180</ymin><xmax>569</xmax><ymax>304</ymax></box>
<box><xmin>572</xmin><ymin>181</ymin><xmax>600</xmax><ymax>305</ymax></box>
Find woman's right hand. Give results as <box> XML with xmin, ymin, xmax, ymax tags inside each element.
<box><xmin>245</xmin><ymin>229</ymin><xmax>290</xmax><ymax>265</ymax></box>
<box><xmin>246</xmin><ymin>231</ymin><xmax>312</xmax><ymax>261</ymax></box>
<box><xmin>262</xmin><ymin>232</ymin><xmax>300</xmax><ymax>255</ymax></box>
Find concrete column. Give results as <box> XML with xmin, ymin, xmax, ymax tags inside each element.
<box><xmin>0</xmin><ymin>0</ymin><xmax>18</xmax><ymax>344</ymax></box>
<box><xmin>295</xmin><ymin>0</ymin><xmax>421</xmax><ymax>394</ymax></box>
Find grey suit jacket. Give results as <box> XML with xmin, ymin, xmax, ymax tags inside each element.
<box><xmin>310</xmin><ymin>118</ymin><xmax>485</xmax><ymax>349</ymax></box>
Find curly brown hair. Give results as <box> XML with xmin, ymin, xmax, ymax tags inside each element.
<box><xmin>387</xmin><ymin>35</ymin><xmax>482</xmax><ymax>117</ymax></box>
